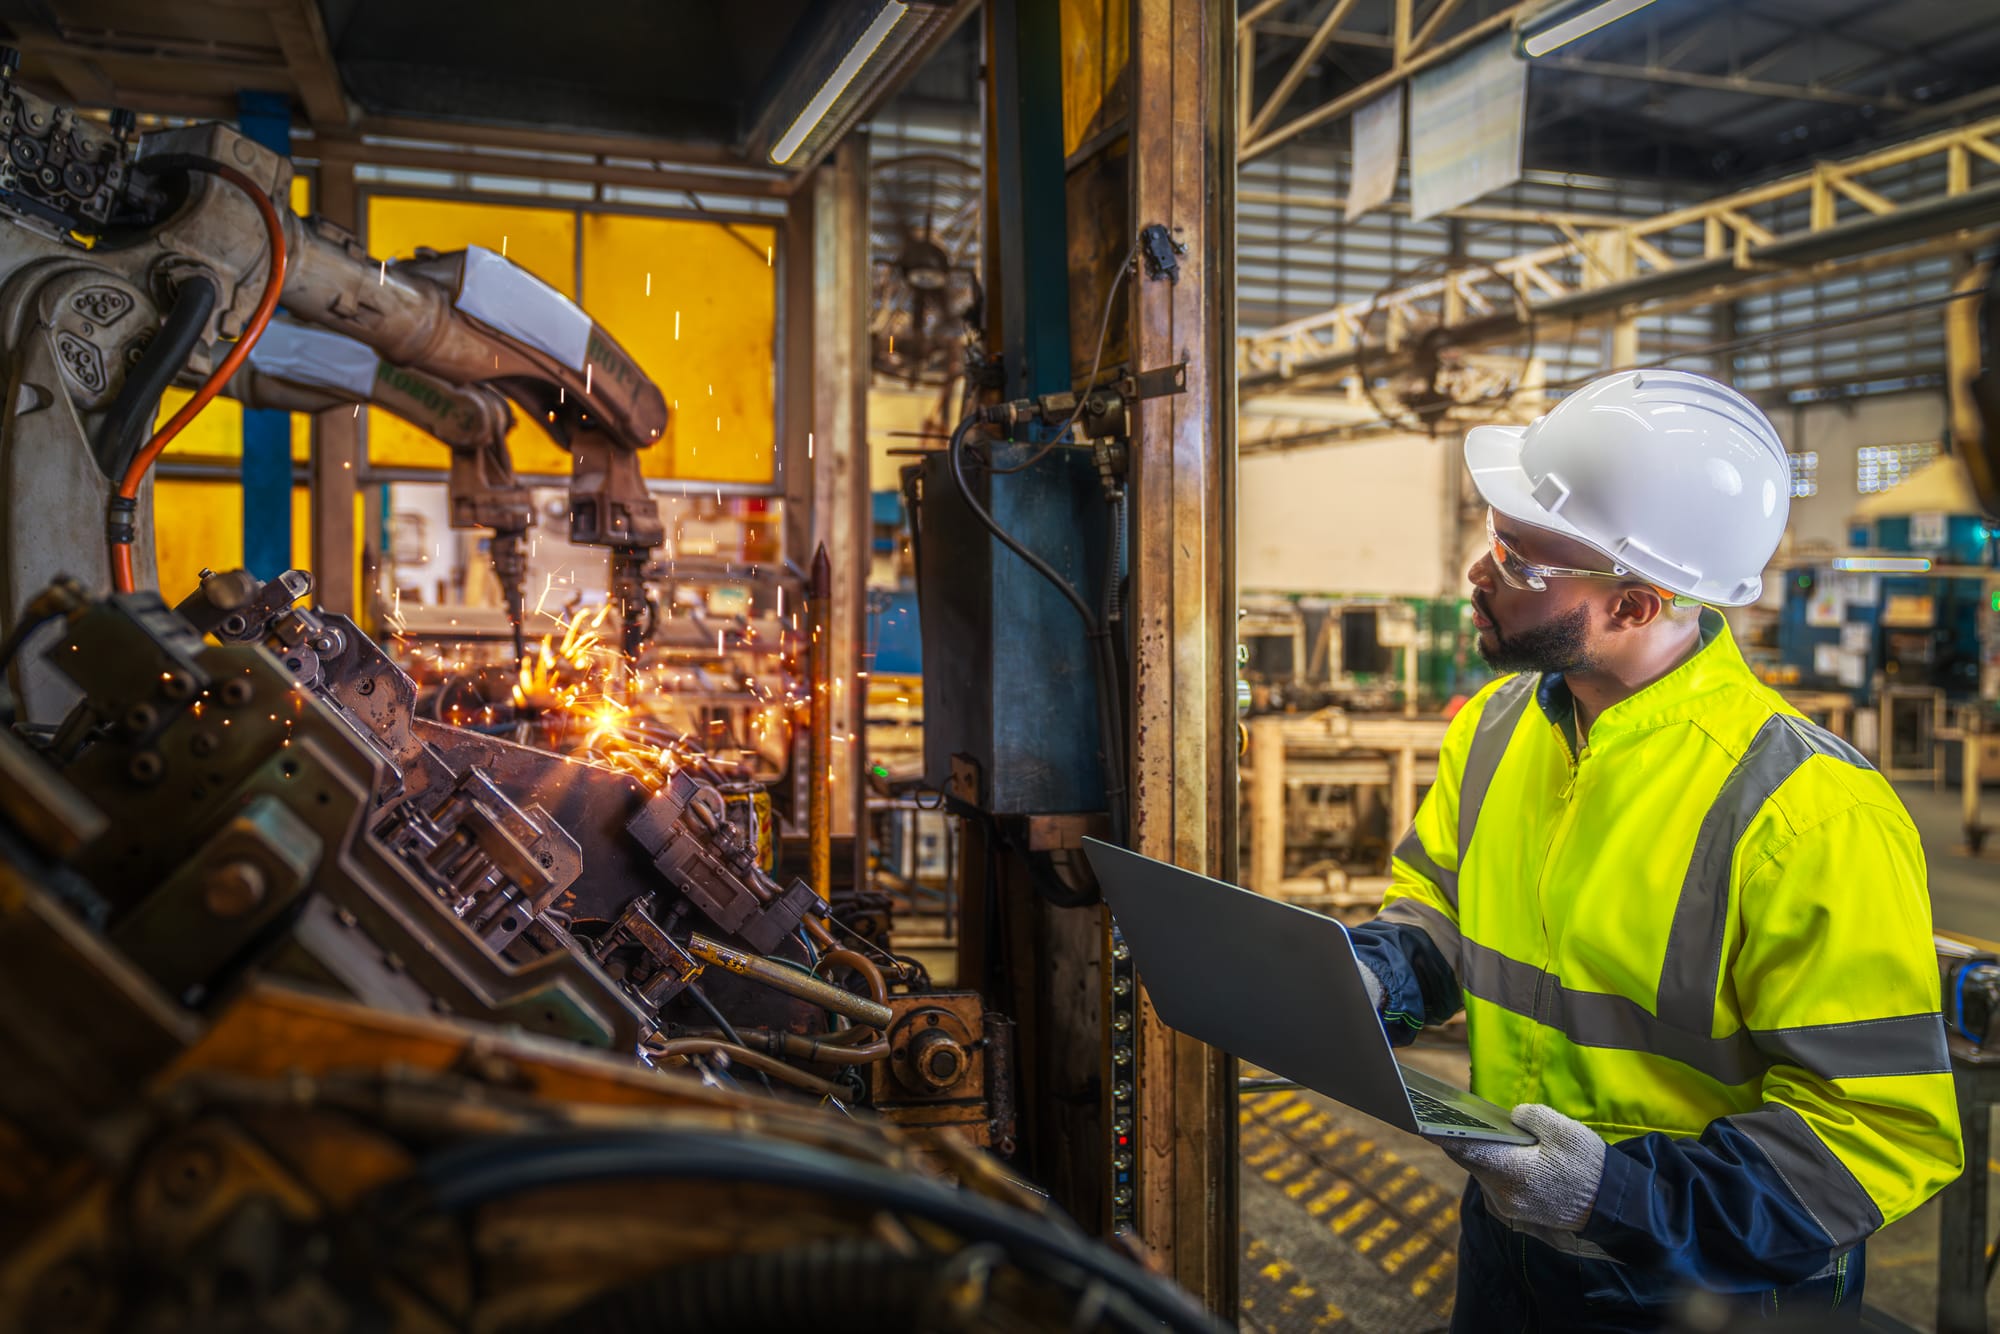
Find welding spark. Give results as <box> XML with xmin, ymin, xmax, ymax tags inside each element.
<box><xmin>646</xmin><ymin>272</ymin><xmax>653</xmax><ymax>295</ymax></box>
<box><xmin>378</xmin><ymin>259</ymin><xmax>386</xmax><ymax>284</ymax></box>
<box><xmin>675</xmin><ymin>311</ymin><xmax>681</xmax><ymax>340</ymax></box>
<box><xmin>586</xmin><ymin>363</ymin><xmax>593</xmax><ymax>394</ymax></box>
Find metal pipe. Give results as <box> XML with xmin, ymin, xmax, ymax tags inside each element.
<box><xmin>808</xmin><ymin>543</ymin><xmax>833</xmax><ymax>901</ymax></box>
<box><xmin>815</xmin><ymin>947</ymin><xmax>889</xmax><ymax>1006</ymax></box>
<box><xmin>690</xmin><ymin>1027</ymin><xmax>892</xmax><ymax>1065</ymax></box>
<box><xmin>648</xmin><ymin>1039</ymin><xmax>843</xmax><ymax>1097</ymax></box>
<box><xmin>684</xmin><ymin>932</ymin><xmax>894</xmax><ymax>1029</ymax></box>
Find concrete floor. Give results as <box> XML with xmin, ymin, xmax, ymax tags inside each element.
<box><xmin>1238</xmin><ymin>780</ymin><xmax>2000</xmax><ymax>1333</ymax></box>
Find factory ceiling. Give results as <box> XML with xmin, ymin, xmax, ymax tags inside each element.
<box><xmin>0</xmin><ymin>0</ymin><xmax>970</xmax><ymax>171</ymax></box>
<box><xmin>1245</xmin><ymin>0</ymin><xmax>2000</xmax><ymax>184</ymax></box>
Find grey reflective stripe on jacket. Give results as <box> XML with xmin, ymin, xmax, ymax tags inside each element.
<box><xmin>1456</xmin><ymin>674</ymin><xmax>1537</xmax><ymax>862</ymax></box>
<box><xmin>1655</xmin><ymin>713</ymin><xmax>1872</xmax><ymax>1032</ymax></box>
<box><xmin>1405</xmin><ymin>686</ymin><xmax>1946</xmax><ymax>1087</ymax></box>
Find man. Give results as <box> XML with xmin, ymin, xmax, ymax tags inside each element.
<box><xmin>1349</xmin><ymin>369</ymin><xmax>1962</xmax><ymax>1330</ymax></box>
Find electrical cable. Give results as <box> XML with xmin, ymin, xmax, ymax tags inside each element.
<box><xmin>96</xmin><ymin>274</ymin><xmax>218</xmax><ymax>479</ymax></box>
<box><xmin>108</xmin><ymin>160</ymin><xmax>288</xmax><ymax>593</ymax></box>
<box><xmin>398</xmin><ymin>1130</ymin><xmax>1229</xmax><ymax>1334</ymax></box>
<box><xmin>989</xmin><ymin>235</ymin><xmax>1142</xmax><ymax>476</ymax></box>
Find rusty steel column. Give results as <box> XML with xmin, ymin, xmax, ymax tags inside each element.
<box><xmin>809</xmin><ymin>134</ymin><xmax>872</xmax><ymax>891</ymax></box>
<box><xmin>309</xmin><ymin>155</ymin><xmax>361</xmax><ymax>618</ymax></box>
<box><xmin>808</xmin><ymin>543</ymin><xmax>833</xmax><ymax>899</ymax></box>
<box><xmin>1127</xmin><ymin>0</ymin><xmax>1237</xmax><ymax>1311</ymax></box>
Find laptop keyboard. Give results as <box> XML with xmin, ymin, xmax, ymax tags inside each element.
<box><xmin>1409</xmin><ymin>1087</ymin><xmax>1500</xmax><ymax>1130</ymax></box>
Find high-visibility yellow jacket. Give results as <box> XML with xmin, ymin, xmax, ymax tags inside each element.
<box><xmin>1353</xmin><ymin>611</ymin><xmax>1962</xmax><ymax>1292</ymax></box>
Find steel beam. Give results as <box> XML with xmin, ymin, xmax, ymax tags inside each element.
<box><xmin>1130</xmin><ymin>0</ymin><xmax>1237</xmax><ymax>1311</ymax></box>
<box><xmin>809</xmin><ymin>137</ymin><xmax>871</xmax><ymax>856</ymax></box>
<box><xmin>1538</xmin><ymin>55</ymin><xmax>1911</xmax><ymax>110</ymax></box>
<box><xmin>308</xmin><ymin>155</ymin><xmax>361</xmax><ymax>617</ymax></box>
<box><xmin>1241</xmin><ymin>3</ymin><xmax>1531</xmax><ymax>161</ymax></box>
<box><xmin>1242</xmin><ymin>115</ymin><xmax>2000</xmax><ymax>389</ymax></box>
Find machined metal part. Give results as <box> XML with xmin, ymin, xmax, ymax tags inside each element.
<box><xmin>867</xmin><ymin>991</ymin><xmax>1014</xmax><ymax>1155</ymax></box>
<box><xmin>628</xmin><ymin>767</ymin><xmax>828</xmax><ymax>955</ymax></box>
<box><xmin>41</xmin><ymin>587</ymin><xmax>644</xmax><ymax>1049</ymax></box>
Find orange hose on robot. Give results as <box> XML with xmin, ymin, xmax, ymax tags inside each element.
<box><xmin>108</xmin><ymin>161</ymin><xmax>289</xmax><ymax>593</ymax></box>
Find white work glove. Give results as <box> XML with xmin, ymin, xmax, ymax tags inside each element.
<box><xmin>1437</xmin><ymin>1103</ymin><xmax>1606</xmax><ymax>1232</ymax></box>
<box><xmin>1357</xmin><ymin>960</ymin><xmax>1386</xmax><ymax>1012</ymax></box>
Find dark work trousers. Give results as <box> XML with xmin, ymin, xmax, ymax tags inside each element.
<box><xmin>1449</xmin><ymin>1180</ymin><xmax>1866</xmax><ymax>1332</ymax></box>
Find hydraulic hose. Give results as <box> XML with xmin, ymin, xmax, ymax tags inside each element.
<box><xmin>109</xmin><ymin>160</ymin><xmax>289</xmax><ymax>593</ymax></box>
<box><xmin>946</xmin><ymin>415</ymin><xmax>1129</xmax><ymax>847</ymax></box>
<box><xmin>646</xmin><ymin>1039</ymin><xmax>842</xmax><ymax>1097</ymax></box>
<box><xmin>815</xmin><ymin>946</ymin><xmax>889</xmax><ymax>1007</ymax></box>
<box><xmin>95</xmin><ymin>274</ymin><xmax>218</xmax><ymax>480</ymax></box>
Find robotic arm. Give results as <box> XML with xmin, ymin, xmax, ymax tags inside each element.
<box><xmin>0</xmin><ymin>62</ymin><xmax>668</xmax><ymax>716</ymax></box>
<box><xmin>222</xmin><ymin>316</ymin><xmax>535</xmax><ymax>658</ymax></box>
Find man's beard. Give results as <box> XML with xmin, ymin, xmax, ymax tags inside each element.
<box><xmin>1476</xmin><ymin>601</ymin><xmax>1598</xmax><ymax>675</ymax></box>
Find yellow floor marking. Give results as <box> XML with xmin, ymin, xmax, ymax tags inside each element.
<box><xmin>1285</xmin><ymin>1168</ymin><xmax>1327</xmax><ymax>1199</ymax></box>
<box><xmin>1353</xmin><ymin>1214</ymin><xmax>1402</xmax><ymax>1255</ymax></box>
<box><xmin>1332</xmin><ymin>1196</ymin><xmax>1378</xmax><ymax>1234</ymax></box>
<box><xmin>1245</xmin><ymin>1141</ymin><xmax>1287</xmax><ymax>1168</ymax></box>
<box><xmin>1263</xmin><ymin>1152</ymin><xmax>1310</xmax><ymax>1184</ymax></box>
<box><xmin>1402</xmin><ymin>1184</ymin><xmax>1444</xmax><ymax>1217</ymax></box>
<box><xmin>1306</xmin><ymin>1181</ymin><xmax>1353</xmax><ymax>1216</ymax></box>
<box><xmin>1382</xmin><ymin>1230</ymin><xmax>1433</xmax><ymax>1275</ymax></box>
<box><xmin>1377</xmin><ymin>1165</ymin><xmax>1423</xmax><ymax>1200</ymax></box>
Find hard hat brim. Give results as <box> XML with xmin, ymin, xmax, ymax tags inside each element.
<box><xmin>1464</xmin><ymin>423</ymin><xmax>1594</xmax><ymax>547</ymax></box>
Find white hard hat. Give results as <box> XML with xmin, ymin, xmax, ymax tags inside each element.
<box><xmin>1464</xmin><ymin>369</ymin><xmax>1789</xmax><ymax>606</ymax></box>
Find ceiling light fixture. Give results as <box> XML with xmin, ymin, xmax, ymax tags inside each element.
<box><xmin>1518</xmin><ymin>0</ymin><xmax>1663</xmax><ymax>59</ymax></box>
<box><xmin>770</xmin><ymin>1</ymin><xmax>909</xmax><ymax>165</ymax></box>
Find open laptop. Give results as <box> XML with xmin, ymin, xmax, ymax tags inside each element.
<box><xmin>1083</xmin><ymin>838</ymin><xmax>1533</xmax><ymax>1145</ymax></box>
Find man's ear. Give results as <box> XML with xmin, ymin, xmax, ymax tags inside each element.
<box><xmin>1608</xmin><ymin>584</ymin><xmax>1666</xmax><ymax>630</ymax></box>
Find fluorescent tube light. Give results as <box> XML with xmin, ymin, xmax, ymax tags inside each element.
<box><xmin>770</xmin><ymin>2</ymin><xmax>909</xmax><ymax>165</ymax></box>
<box><xmin>1519</xmin><ymin>0</ymin><xmax>1662</xmax><ymax>58</ymax></box>
<box><xmin>1830</xmin><ymin>556</ymin><xmax>1933</xmax><ymax>573</ymax></box>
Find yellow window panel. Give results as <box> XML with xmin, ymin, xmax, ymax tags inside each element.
<box><xmin>580</xmin><ymin>212</ymin><xmax>777</xmax><ymax>485</ymax></box>
<box><xmin>366</xmin><ymin>197</ymin><xmax>578</xmax><ymax>476</ymax></box>
<box><xmin>156</xmin><ymin>389</ymin><xmax>310</xmax><ymax>462</ymax></box>
<box><xmin>1060</xmin><ymin>0</ymin><xmax>1131</xmax><ymax>158</ymax></box>
<box><xmin>151</xmin><ymin>482</ymin><xmax>360</xmax><ymax>609</ymax></box>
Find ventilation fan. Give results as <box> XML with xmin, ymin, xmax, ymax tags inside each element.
<box><xmin>871</xmin><ymin>153</ymin><xmax>983</xmax><ymax>387</ymax></box>
<box><xmin>1352</xmin><ymin>256</ymin><xmax>1538</xmax><ymax>435</ymax></box>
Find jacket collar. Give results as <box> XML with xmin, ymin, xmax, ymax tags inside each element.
<box><xmin>1536</xmin><ymin>609</ymin><xmax>1749</xmax><ymax>743</ymax></box>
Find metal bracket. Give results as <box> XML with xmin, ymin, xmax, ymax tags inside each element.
<box><xmin>1139</xmin><ymin>223</ymin><xmax>1185</xmax><ymax>283</ymax></box>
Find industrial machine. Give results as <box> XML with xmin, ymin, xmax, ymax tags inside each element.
<box><xmin>0</xmin><ymin>575</ymin><xmax>1212</xmax><ymax>1333</ymax></box>
<box><xmin>0</xmin><ymin>65</ymin><xmax>1233</xmax><ymax>1329</ymax></box>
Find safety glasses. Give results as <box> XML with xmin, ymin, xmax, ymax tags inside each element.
<box><xmin>1485</xmin><ymin>509</ymin><xmax>1633</xmax><ymax>593</ymax></box>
